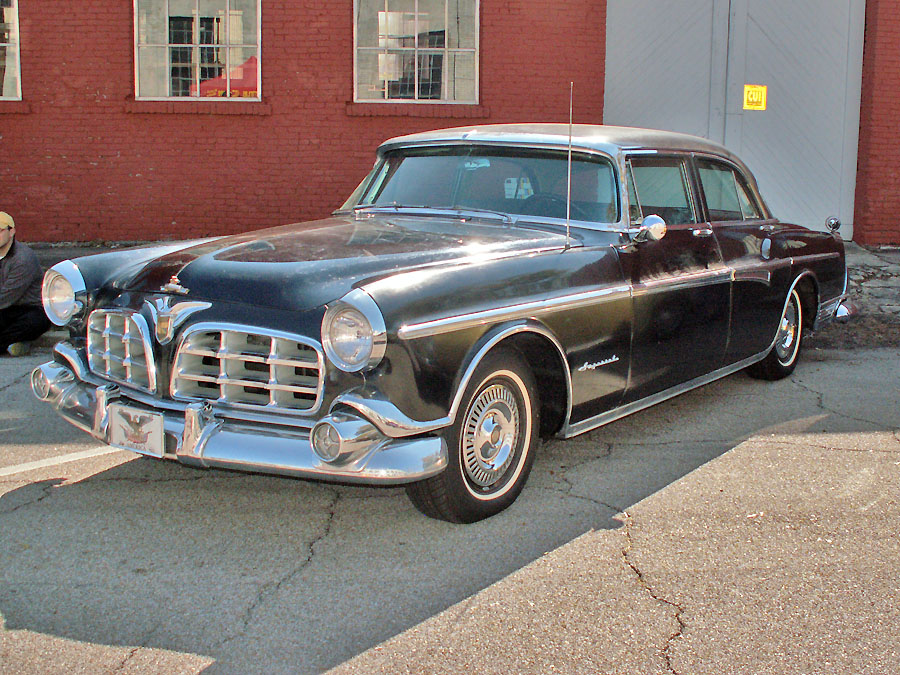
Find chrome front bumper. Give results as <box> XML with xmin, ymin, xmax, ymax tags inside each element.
<box><xmin>31</xmin><ymin>347</ymin><xmax>447</xmax><ymax>485</ymax></box>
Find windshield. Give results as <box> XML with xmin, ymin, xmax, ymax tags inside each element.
<box><xmin>341</xmin><ymin>146</ymin><xmax>620</xmax><ymax>224</ymax></box>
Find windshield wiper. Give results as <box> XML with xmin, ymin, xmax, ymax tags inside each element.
<box><xmin>352</xmin><ymin>203</ymin><xmax>514</xmax><ymax>225</ymax></box>
<box><xmin>353</xmin><ymin>202</ymin><xmax>426</xmax><ymax>212</ymax></box>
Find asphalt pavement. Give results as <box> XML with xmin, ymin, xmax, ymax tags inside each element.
<box><xmin>0</xmin><ymin>239</ymin><xmax>897</xmax><ymax>674</ymax></box>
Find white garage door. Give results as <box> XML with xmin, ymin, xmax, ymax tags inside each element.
<box><xmin>604</xmin><ymin>0</ymin><xmax>866</xmax><ymax>238</ymax></box>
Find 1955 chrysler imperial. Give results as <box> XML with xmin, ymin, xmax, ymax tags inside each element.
<box><xmin>32</xmin><ymin>124</ymin><xmax>855</xmax><ymax>522</ymax></box>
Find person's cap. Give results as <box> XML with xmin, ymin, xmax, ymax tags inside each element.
<box><xmin>0</xmin><ymin>212</ymin><xmax>14</xmax><ymax>230</ymax></box>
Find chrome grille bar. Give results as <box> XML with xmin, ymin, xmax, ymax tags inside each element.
<box><xmin>171</xmin><ymin>326</ymin><xmax>324</xmax><ymax>414</ymax></box>
<box><xmin>86</xmin><ymin>310</ymin><xmax>156</xmax><ymax>393</ymax></box>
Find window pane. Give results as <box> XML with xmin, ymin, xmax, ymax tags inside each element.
<box><xmin>417</xmin><ymin>0</ymin><xmax>447</xmax><ymax>47</ymax></box>
<box><xmin>137</xmin><ymin>46</ymin><xmax>170</xmax><ymax>97</ymax></box>
<box><xmin>231</xmin><ymin>0</ymin><xmax>258</xmax><ymax>45</ymax></box>
<box><xmin>698</xmin><ymin>162</ymin><xmax>743</xmax><ymax>221</ymax></box>
<box><xmin>736</xmin><ymin>181</ymin><xmax>762</xmax><ymax>219</ymax></box>
<box><xmin>136</xmin><ymin>0</ymin><xmax>169</xmax><ymax>44</ymax></box>
<box><xmin>227</xmin><ymin>47</ymin><xmax>258</xmax><ymax>97</ymax></box>
<box><xmin>356</xmin><ymin>0</ymin><xmax>383</xmax><ymax>49</ymax></box>
<box><xmin>447</xmin><ymin>0</ymin><xmax>476</xmax><ymax>48</ymax></box>
<box><xmin>386</xmin><ymin>51</ymin><xmax>417</xmax><ymax>99</ymax></box>
<box><xmin>444</xmin><ymin>51</ymin><xmax>475</xmax><ymax>102</ymax></box>
<box><xmin>417</xmin><ymin>51</ymin><xmax>443</xmax><ymax>99</ymax></box>
<box><xmin>630</xmin><ymin>158</ymin><xmax>696</xmax><ymax>225</ymax></box>
<box><xmin>356</xmin><ymin>51</ymin><xmax>385</xmax><ymax>100</ymax></box>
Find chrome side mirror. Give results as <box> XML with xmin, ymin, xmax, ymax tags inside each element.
<box><xmin>826</xmin><ymin>216</ymin><xmax>841</xmax><ymax>233</ymax></box>
<box><xmin>633</xmin><ymin>214</ymin><xmax>667</xmax><ymax>243</ymax></box>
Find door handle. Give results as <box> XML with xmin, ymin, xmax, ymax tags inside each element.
<box><xmin>692</xmin><ymin>228</ymin><xmax>714</xmax><ymax>237</ymax></box>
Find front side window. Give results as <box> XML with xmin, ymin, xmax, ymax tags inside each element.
<box><xmin>345</xmin><ymin>146</ymin><xmax>619</xmax><ymax>224</ymax></box>
<box><xmin>135</xmin><ymin>0</ymin><xmax>260</xmax><ymax>100</ymax></box>
<box><xmin>627</xmin><ymin>157</ymin><xmax>697</xmax><ymax>225</ymax></box>
<box><xmin>696</xmin><ymin>159</ymin><xmax>762</xmax><ymax>221</ymax></box>
<box><xmin>0</xmin><ymin>0</ymin><xmax>20</xmax><ymax>100</ymax></box>
<box><xmin>355</xmin><ymin>0</ymin><xmax>478</xmax><ymax>103</ymax></box>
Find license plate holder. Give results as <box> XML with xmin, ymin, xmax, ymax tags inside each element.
<box><xmin>108</xmin><ymin>403</ymin><xmax>165</xmax><ymax>458</ymax></box>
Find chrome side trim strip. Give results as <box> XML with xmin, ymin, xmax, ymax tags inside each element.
<box><xmin>332</xmin><ymin>389</ymin><xmax>451</xmax><ymax>438</ymax></box>
<box><xmin>398</xmin><ymin>286</ymin><xmax>631</xmax><ymax>340</ymax></box>
<box><xmin>561</xmin><ymin>350</ymin><xmax>768</xmax><ymax>438</ymax></box>
<box><xmin>351</xmin><ymin>322</ymin><xmax>574</xmax><ymax>437</ymax></box>
<box><xmin>631</xmin><ymin>268</ymin><xmax>732</xmax><ymax>296</ymax></box>
<box><xmin>790</xmin><ymin>252</ymin><xmax>840</xmax><ymax>265</ymax></box>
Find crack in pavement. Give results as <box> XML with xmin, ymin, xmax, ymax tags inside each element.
<box><xmin>112</xmin><ymin>646</ymin><xmax>142</xmax><ymax>673</ymax></box>
<box><xmin>0</xmin><ymin>371</ymin><xmax>30</xmax><ymax>394</ymax></box>
<box><xmin>790</xmin><ymin>377</ymin><xmax>890</xmax><ymax>428</ymax></box>
<box><xmin>0</xmin><ymin>479</ymin><xmax>63</xmax><ymax>515</ymax></box>
<box><xmin>620</xmin><ymin>510</ymin><xmax>686</xmax><ymax>675</ymax></box>
<box><xmin>213</xmin><ymin>488</ymin><xmax>342</xmax><ymax>651</ymax></box>
<box><xmin>763</xmin><ymin>437</ymin><xmax>900</xmax><ymax>455</ymax></box>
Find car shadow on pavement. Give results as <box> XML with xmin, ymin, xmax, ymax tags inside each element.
<box><xmin>1</xmin><ymin>354</ymin><xmax>895</xmax><ymax>674</ymax></box>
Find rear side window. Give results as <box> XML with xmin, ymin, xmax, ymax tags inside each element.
<box><xmin>697</xmin><ymin>159</ymin><xmax>763</xmax><ymax>221</ymax></box>
<box><xmin>627</xmin><ymin>157</ymin><xmax>697</xmax><ymax>225</ymax></box>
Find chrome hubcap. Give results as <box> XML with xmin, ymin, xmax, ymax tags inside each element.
<box><xmin>775</xmin><ymin>297</ymin><xmax>798</xmax><ymax>362</ymax></box>
<box><xmin>463</xmin><ymin>384</ymin><xmax>518</xmax><ymax>488</ymax></box>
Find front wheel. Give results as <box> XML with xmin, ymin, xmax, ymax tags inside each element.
<box><xmin>747</xmin><ymin>288</ymin><xmax>804</xmax><ymax>380</ymax></box>
<box><xmin>405</xmin><ymin>348</ymin><xmax>540</xmax><ymax>523</ymax></box>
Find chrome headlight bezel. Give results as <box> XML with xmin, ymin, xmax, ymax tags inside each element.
<box><xmin>321</xmin><ymin>289</ymin><xmax>387</xmax><ymax>373</ymax></box>
<box><xmin>42</xmin><ymin>260</ymin><xmax>87</xmax><ymax>326</ymax></box>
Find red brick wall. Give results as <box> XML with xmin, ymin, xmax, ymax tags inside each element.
<box><xmin>855</xmin><ymin>0</ymin><xmax>900</xmax><ymax>246</ymax></box>
<box><xmin>3</xmin><ymin>1</ymin><xmax>606</xmax><ymax>243</ymax></box>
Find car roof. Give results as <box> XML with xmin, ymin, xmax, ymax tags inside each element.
<box><xmin>378</xmin><ymin>123</ymin><xmax>742</xmax><ymax>163</ymax></box>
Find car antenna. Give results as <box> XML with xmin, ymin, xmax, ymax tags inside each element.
<box><xmin>566</xmin><ymin>81</ymin><xmax>574</xmax><ymax>250</ymax></box>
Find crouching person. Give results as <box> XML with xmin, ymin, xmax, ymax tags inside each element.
<box><xmin>0</xmin><ymin>212</ymin><xmax>51</xmax><ymax>356</ymax></box>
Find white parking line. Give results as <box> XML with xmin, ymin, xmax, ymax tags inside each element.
<box><xmin>0</xmin><ymin>447</ymin><xmax>126</xmax><ymax>477</ymax></box>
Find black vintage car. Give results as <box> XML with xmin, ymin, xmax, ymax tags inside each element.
<box><xmin>32</xmin><ymin>124</ymin><xmax>854</xmax><ymax>522</ymax></box>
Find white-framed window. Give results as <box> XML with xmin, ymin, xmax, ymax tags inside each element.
<box><xmin>354</xmin><ymin>0</ymin><xmax>478</xmax><ymax>103</ymax></box>
<box><xmin>0</xmin><ymin>0</ymin><xmax>21</xmax><ymax>100</ymax></box>
<box><xmin>134</xmin><ymin>0</ymin><xmax>260</xmax><ymax>100</ymax></box>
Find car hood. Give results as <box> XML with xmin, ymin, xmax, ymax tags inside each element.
<box><xmin>121</xmin><ymin>214</ymin><xmax>573</xmax><ymax>311</ymax></box>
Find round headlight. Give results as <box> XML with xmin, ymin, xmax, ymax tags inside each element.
<box><xmin>43</xmin><ymin>270</ymin><xmax>77</xmax><ymax>325</ymax></box>
<box><xmin>41</xmin><ymin>261</ymin><xmax>86</xmax><ymax>326</ymax></box>
<box><xmin>323</xmin><ymin>306</ymin><xmax>375</xmax><ymax>371</ymax></box>
<box><xmin>321</xmin><ymin>290</ymin><xmax>386</xmax><ymax>372</ymax></box>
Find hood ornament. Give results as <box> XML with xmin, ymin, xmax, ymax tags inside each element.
<box><xmin>162</xmin><ymin>275</ymin><xmax>190</xmax><ymax>295</ymax></box>
<box><xmin>146</xmin><ymin>297</ymin><xmax>211</xmax><ymax>345</ymax></box>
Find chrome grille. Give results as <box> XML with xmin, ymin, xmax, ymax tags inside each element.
<box><xmin>87</xmin><ymin>310</ymin><xmax>156</xmax><ymax>393</ymax></box>
<box><xmin>171</xmin><ymin>327</ymin><xmax>324</xmax><ymax>413</ymax></box>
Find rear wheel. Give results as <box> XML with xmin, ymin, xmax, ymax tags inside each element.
<box><xmin>747</xmin><ymin>288</ymin><xmax>804</xmax><ymax>380</ymax></box>
<box><xmin>406</xmin><ymin>349</ymin><xmax>539</xmax><ymax>523</ymax></box>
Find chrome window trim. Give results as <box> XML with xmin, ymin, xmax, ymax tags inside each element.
<box><xmin>170</xmin><ymin>322</ymin><xmax>325</xmax><ymax>415</ymax></box>
<box><xmin>398</xmin><ymin>284</ymin><xmax>632</xmax><ymax>340</ymax></box>
<box><xmin>362</xmin><ymin>142</ymin><xmax>625</xmax><ymax>230</ymax></box>
<box><xmin>625</xmin><ymin>152</ymin><xmax>701</xmax><ymax>230</ymax></box>
<box><xmin>690</xmin><ymin>151</ymin><xmax>772</xmax><ymax>221</ymax></box>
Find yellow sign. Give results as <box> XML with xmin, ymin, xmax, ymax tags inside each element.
<box><xmin>743</xmin><ymin>84</ymin><xmax>767</xmax><ymax>111</ymax></box>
